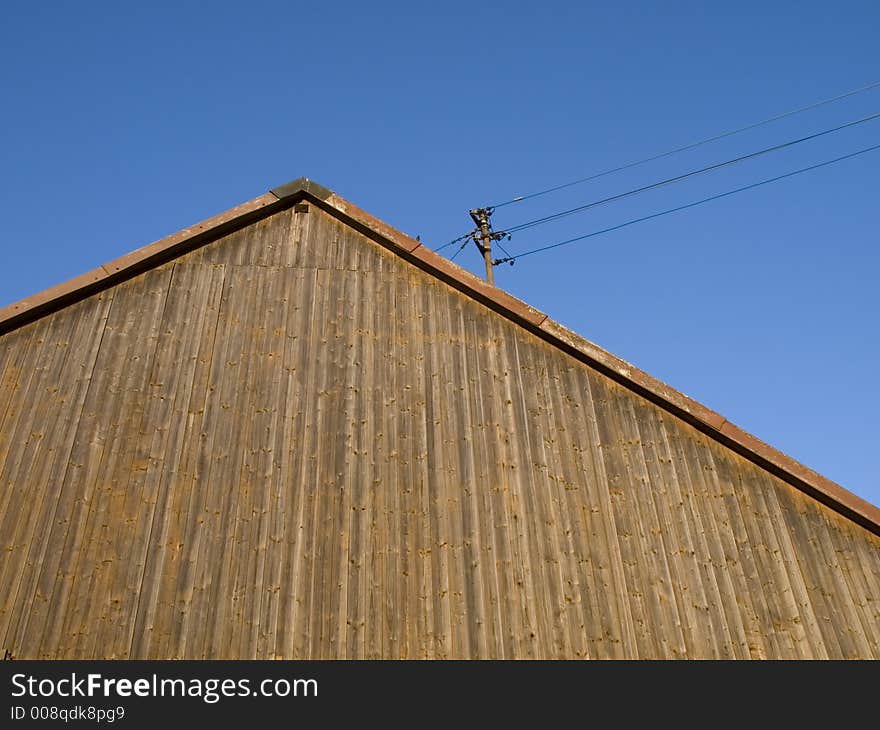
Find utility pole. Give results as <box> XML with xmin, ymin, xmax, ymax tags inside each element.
<box><xmin>469</xmin><ymin>207</ymin><xmax>501</xmax><ymax>286</ymax></box>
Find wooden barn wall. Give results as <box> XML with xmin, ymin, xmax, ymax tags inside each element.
<box><xmin>0</xmin><ymin>204</ymin><xmax>878</xmax><ymax>659</ymax></box>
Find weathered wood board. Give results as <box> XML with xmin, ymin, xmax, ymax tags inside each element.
<box><xmin>0</xmin><ymin>203</ymin><xmax>877</xmax><ymax>658</ymax></box>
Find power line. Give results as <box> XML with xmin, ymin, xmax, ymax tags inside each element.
<box><xmin>495</xmin><ymin>238</ymin><xmax>514</xmax><ymax>260</ymax></box>
<box><xmin>492</xmin><ymin>143</ymin><xmax>880</xmax><ymax>264</ymax></box>
<box><xmin>486</xmin><ymin>79</ymin><xmax>880</xmax><ymax>209</ymax></box>
<box><xmin>498</xmin><ymin>110</ymin><xmax>880</xmax><ymax>236</ymax></box>
<box><xmin>450</xmin><ymin>238</ymin><xmax>470</xmax><ymax>261</ymax></box>
<box><xmin>435</xmin><ymin>232</ymin><xmax>472</xmax><ymax>253</ymax></box>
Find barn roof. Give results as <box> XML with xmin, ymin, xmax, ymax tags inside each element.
<box><xmin>1</xmin><ymin>177</ymin><xmax>877</xmax><ymax>537</ymax></box>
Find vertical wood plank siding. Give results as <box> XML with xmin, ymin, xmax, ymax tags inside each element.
<box><xmin>0</xmin><ymin>205</ymin><xmax>877</xmax><ymax>658</ymax></box>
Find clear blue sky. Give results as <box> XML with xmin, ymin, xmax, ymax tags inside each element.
<box><xmin>2</xmin><ymin>2</ymin><xmax>878</xmax><ymax>506</ymax></box>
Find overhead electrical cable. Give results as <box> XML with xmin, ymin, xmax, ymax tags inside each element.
<box><xmin>486</xmin><ymin>79</ymin><xmax>880</xmax><ymax>209</ymax></box>
<box><xmin>497</xmin><ymin>110</ymin><xmax>880</xmax><ymax>236</ymax></box>
<box><xmin>495</xmin><ymin>239</ymin><xmax>514</xmax><ymax>260</ymax></box>
<box><xmin>436</xmin><ymin>232</ymin><xmax>472</xmax><ymax>253</ymax></box>
<box><xmin>450</xmin><ymin>238</ymin><xmax>470</xmax><ymax>261</ymax></box>
<box><xmin>492</xmin><ymin>143</ymin><xmax>880</xmax><ymax>264</ymax></box>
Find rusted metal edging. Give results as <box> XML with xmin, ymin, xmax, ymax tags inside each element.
<box><xmin>1</xmin><ymin>177</ymin><xmax>877</xmax><ymax>537</ymax></box>
<box><xmin>0</xmin><ymin>193</ymin><xmax>288</xmax><ymax>335</ymax></box>
<box><xmin>303</xmin><ymin>183</ymin><xmax>880</xmax><ymax>538</ymax></box>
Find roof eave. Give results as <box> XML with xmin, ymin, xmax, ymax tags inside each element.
<box><xmin>2</xmin><ymin>177</ymin><xmax>878</xmax><ymax>536</ymax></box>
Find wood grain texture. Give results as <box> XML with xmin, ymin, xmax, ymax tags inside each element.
<box><xmin>1</xmin><ymin>204</ymin><xmax>878</xmax><ymax>659</ymax></box>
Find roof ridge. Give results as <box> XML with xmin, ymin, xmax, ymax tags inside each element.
<box><xmin>2</xmin><ymin>177</ymin><xmax>878</xmax><ymax>535</ymax></box>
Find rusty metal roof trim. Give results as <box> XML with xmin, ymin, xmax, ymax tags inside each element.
<box><xmin>0</xmin><ymin>192</ymin><xmax>285</xmax><ymax>334</ymax></box>
<box><xmin>1</xmin><ymin>178</ymin><xmax>878</xmax><ymax>536</ymax></box>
